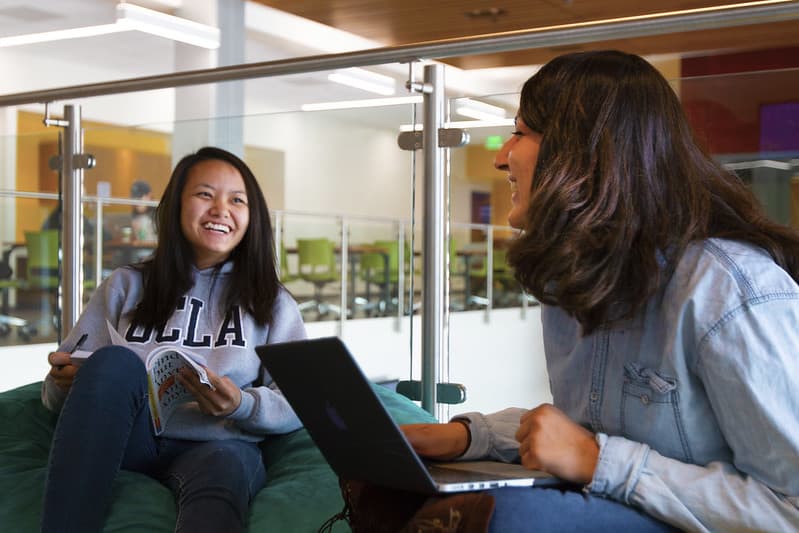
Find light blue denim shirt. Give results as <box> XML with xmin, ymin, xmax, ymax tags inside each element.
<box><xmin>456</xmin><ymin>238</ymin><xmax>799</xmax><ymax>532</ymax></box>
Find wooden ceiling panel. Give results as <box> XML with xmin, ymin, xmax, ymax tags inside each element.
<box><xmin>255</xmin><ymin>1</ymin><xmax>571</xmax><ymax>43</ymax></box>
<box><xmin>251</xmin><ymin>0</ymin><xmax>799</xmax><ymax>68</ymax></box>
<box><xmin>445</xmin><ymin>20</ymin><xmax>799</xmax><ymax>69</ymax></box>
<box><xmin>549</xmin><ymin>0</ymin><xmax>738</xmax><ymax>23</ymax></box>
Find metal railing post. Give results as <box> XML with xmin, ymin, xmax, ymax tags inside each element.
<box><xmin>60</xmin><ymin>105</ymin><xmax>83</xmax><ymax>338</ymax></box>
<box><xmin>485</xmin><ymin>225</ymin><xmax>494</xmax><ymax>323</ymax></box>
<box><xmin>396</xmin><ymin>220</ymin><xmax>405</xmax><ymax>331</ymax></box>
<box><xmin>94</xmin><ymin>197</ymin><xmax>103</xmax><ymax>289</ymax></box>
<box><xmin>421</xmin><ymin>64</ymin><xmax>446</xmax><ymax>414</ymax></box>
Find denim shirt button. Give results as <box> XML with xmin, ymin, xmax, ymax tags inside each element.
<box><xmin>590</xmin><ymin>392</ymin><xmax>599</xmax><ymax>402</ymax></box>
<box><xmin>641</xmin><ymin>394</ymin><xmax>650</xmax><ymax>405</ymax></box>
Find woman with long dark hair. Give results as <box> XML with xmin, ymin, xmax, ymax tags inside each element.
<box><xmin>41</xmin><ymin>147</ymin><xmax>306</xmax><ymax>532</ymax></box>
<box><xmin>403</xmin><ymin>51</ymin><xmax>799</xmax><ymax>531</ymax></box>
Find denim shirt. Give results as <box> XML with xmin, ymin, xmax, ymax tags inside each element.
<box><xmin>457</xmin><ymin>238</ymin><xmax>799</xmax><ymax>532</ymax></box>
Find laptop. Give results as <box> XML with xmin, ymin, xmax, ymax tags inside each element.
<box><xmin>256</xmin><ymin>336</ymin><xmax>560</xmax><ymax>494</ymax></box>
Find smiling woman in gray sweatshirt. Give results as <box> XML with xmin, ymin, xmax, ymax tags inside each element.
<box><xmin>40</xmin><ymin>146</ymin><xmax>306</xmax><ymax>533</ymax></box>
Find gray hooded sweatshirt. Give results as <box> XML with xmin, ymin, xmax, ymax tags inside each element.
<box><xmin>41</xmin><ymin>262</ymin><xmax>307</xmax><ymax>441</ymax></box>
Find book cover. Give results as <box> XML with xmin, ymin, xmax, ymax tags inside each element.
<box><xmin>144</xmin><ymin>346</ymin><xmax>213</xmax><ymax>435</ymax></box>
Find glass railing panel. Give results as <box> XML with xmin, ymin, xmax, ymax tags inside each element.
<box><xmin>278</xmin><ymin>211</ymin><xmax>344</xmax><ymax>323</ymax></box>
<box><xmin>346</xmin><ymin>217</ymin><xmax>407</xmax><ymax>319</ymax></box>
<box><xmin>440</xmin><ymin>91</ymin><xmax>547</xmax><ymax>416</ymax></box>
<box><xmin>449</xmin><ymin>223</ymin><xmax>488</xmax><ymax>311</ymax></box>
<box><xmin>448</xmin><ymin>222</ymin><xmax>527</xmax><ymax>313</ymax></box>
<box><xmin>0</xmin><ymin>192</ymin><xmax>62</xmax><ymax>345</ymax></box>
<box><xmin>78</xmin><ymin>112</ymin><xmax>419</xmax><ymax>389</ymax></box>
<box><xmin>442</xmin><ymin>64</ymin><xmax>799</xmax><ymax>414</ymax></box>
<box><xmin>8</xmin><ymin>60</ymin><xmax>793</xmax><ymax>412</ymax></box>
<box><xmin>445</xmin><ymin>91</ymin><xmax>529</xmax><ymax>310</ymax></box>
<box><xmin>0</xmin><ymin>129</ymin><xmax>61</xmax><ymax>346</ymax></box>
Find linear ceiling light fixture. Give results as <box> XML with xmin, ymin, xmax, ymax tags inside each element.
<box><xmin>455</xmin><ymin>98</ymin><xmax>507</xmax><ymax>121</ymax></box>
<box><xmin>0</xmin><ymin>24</ymin><xmax>121</xmax><ymax>47</ymax></box>
<box><xmin>327</xmin><ymin>67</ymin><xmax>397</xmax><ymax>96</ymax></box>
<box><xmin>302</xmin><ymin>95</ymin><xmax>423</xmax><ymax>112</ymax></box>
<box><xmin>116</xmin><ymin>3</ymin><xmax>219</xmax><ymax>48</ymax></box>
<box><xmin>0</xmin><ymin>2</ymin><xmax>219</xmax><ymax>49</ymax></box>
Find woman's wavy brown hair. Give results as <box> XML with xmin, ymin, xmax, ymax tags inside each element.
<box><xmin>129</xmin><ymin>146</ymin><xmax>280</xmax><ymax>329</ymax></box>
<box><xmin>507</xmin><ymin>50</ymin><xmax>799</xmax><ymax>334</ymax></box>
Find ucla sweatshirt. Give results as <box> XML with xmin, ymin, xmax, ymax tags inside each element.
<box><xmin>41</xmin><ymin>261</ymin><xmax>307</xmax><ymax>441</ymax></box>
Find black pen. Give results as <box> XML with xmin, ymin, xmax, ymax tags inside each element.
<box><xmin>69</xmin><ymin>333</ymin><xmax>89</xmax><ymax>354</ymax></box>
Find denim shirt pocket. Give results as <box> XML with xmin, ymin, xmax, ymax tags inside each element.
<box><xmin>621</xmin><ymin>363</ymin><xmax>694</xmax><ymax>463</ymax></box>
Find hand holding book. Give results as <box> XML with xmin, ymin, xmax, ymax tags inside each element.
<box><xmin>176</xmin><ymin>365</ymin><xmax>243</xmax><ymax>417</ymax></box>
<box><xmin>71</xmin><ymin>321</ymin><xmax>224</xmax><ymax>435</ymax></box>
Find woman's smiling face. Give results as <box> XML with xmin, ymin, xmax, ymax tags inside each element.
<box><xmin>493</xmin><ymin>116</ymin><xmax>543</xmax><ymax>229</ymax></box>
<box><xmin>180</xmin><ymin>159</ymin><xmax>250</xmax><ymax>269</ymax></box>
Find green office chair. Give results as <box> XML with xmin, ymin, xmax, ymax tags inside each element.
<box><xmin>296</xmin><ymin>238</ymin><xmax>342</xmax><ymax>318</ymax></box>
<box><xmin>359</xmin><ymin>240</ymin><xmax>412</xmax><ymax>315</ymax></box>
<box><xmin>467</xmin><ymin>247</ymin><xmax>521</xmax><ymax>308</ymax></box>
<box><xmin>278</xmin><ymin>243</ymin><xmax>300</xmax><ymax>284</ymax></box>
<box><xmin>23</xmin><ymin>229</ymin><xmax>61</xmax><ymax>336</ymax></box>
<box><xmin>356</xmin><ymin>245</ymin><xmax>385</xmax><ymax>316</ymax></box>
<box><xmin>449</xmin><ymin>238</ymin><xmax>470</xmax><ymax>311</ymax></box>
<box><xmin>491</xmin><ymin>248</ymin><xmax>525</xmax><ymax>306</ymax></box>
<box><xmin>0</xmin><ymin>244</ymin><xmax>29</xmax><ymax>338</ymax></box>
<box><xmin>1</xmin><ymin>230</ymin><xmax>94</xmax><ymax>339</ymax></box>
<box><xmin>25</xmin><ymin>230</ymin><xmax>60</xmax><ymax>289</ymax></box>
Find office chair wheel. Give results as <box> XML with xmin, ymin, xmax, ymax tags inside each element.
<box><xmin>19</xmin><ymin>324</ymin><xmax>36</xmax><ymax>341</ymax></box>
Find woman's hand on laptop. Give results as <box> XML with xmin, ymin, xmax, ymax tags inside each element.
<box><xmin>401</xmin><ymin>422</ymin><xmax>469</xmax><ymax>460</ymax></box>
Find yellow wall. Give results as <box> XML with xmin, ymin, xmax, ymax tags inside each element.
<box><xmin>14</xmin><ymin>111</ymin><xmax>172</xmax><ymax>241</ymax></box>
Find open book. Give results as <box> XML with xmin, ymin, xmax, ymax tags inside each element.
<box><xmin>70</xmin><ymin>321</ymin><xmax>214</xmax><ymax>435</ymax></box>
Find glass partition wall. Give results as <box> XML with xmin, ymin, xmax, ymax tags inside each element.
<box><xmin>2</xmin><ymin>33</ymin><xmax>798</xmax><ymax>417</ymax></box>
<box><xmin>0</xmin><ymin>128</ymin><xmax>61</xmax><ymax>342</ymax></box>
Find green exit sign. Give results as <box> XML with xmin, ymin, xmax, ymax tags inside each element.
<box><xmin>484</xmin><ymin>135</ymin><xmax>504</xmax><ymax>150</ymax></box>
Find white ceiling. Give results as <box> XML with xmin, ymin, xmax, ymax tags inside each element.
<box><xmin>0</xmin><ymin>0</ymin><xmax>533</xmax><ymax>131</ymax></box>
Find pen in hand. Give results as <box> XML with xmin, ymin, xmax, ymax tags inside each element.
<box><xmin>69</xmin><ymin>333</ymin><xmax>89</xmax><ymax>355</ymax></box>
<box><xmin>54</xmin><ymin>334</ymin><xmax>89</xmax><ymax>370</ymax></box>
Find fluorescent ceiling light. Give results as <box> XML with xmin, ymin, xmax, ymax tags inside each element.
<box><xmin>328</xmin><ymin>68</ymin><xmax>397</xmax><ymax>96</ymax></box>
<box><xmin>0</xmin><ymin>2</ymin><xmax>219</xmax><ymax>49</ymax></box>
<box><xmin>116</xmin><ymin>3</ymin><xmax>219</xmax><ymax>48</ymax></box>
<box><xmin>399</xmin><ymin>118</ymin><xmax>514</xmax><ymax>132</ymax></box>
<box><xmin>455</xmin><ymin>98</ymin><xmax>507</xmax><ymax>121</ymax></box>
<box><xmin>246</xmin><ymin>3</ymin><xmax>376</xmax><ymax>55</ymax></box>
<box><xmin>0</xmin><ymin>24</ymin><xmax>122</xmax><ymax>47</ymax></box>
<box><xmin>135</xmin><ymin>0</ymin><xmax>183</xmax><ymax>8</ymax></box>
<box><xmin>302</xmin><ymin>96</ymin><xmax>423</xmax><ymax>112</ymax></box>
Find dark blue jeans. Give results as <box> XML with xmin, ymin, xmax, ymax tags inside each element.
<box><xmin>41</xmin><ymin>346</ymin><xmax>266</xmax><ymax>533</ymax></box>
<box><xmin>486</xmin><ymin>486</ymin><xmax>679</xmax><ymax>532</ymax></box>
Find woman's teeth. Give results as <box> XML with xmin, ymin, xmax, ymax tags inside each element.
<box><xmin>203</xmin><ymin>222</ymin><xmax>230</xmax><ymax>233</ymax></box>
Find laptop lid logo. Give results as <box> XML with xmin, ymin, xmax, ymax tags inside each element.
<box><xmin>325</xmin><ymin>401</ymin><xmax>348</xmax><ymax>431</ymax></box>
